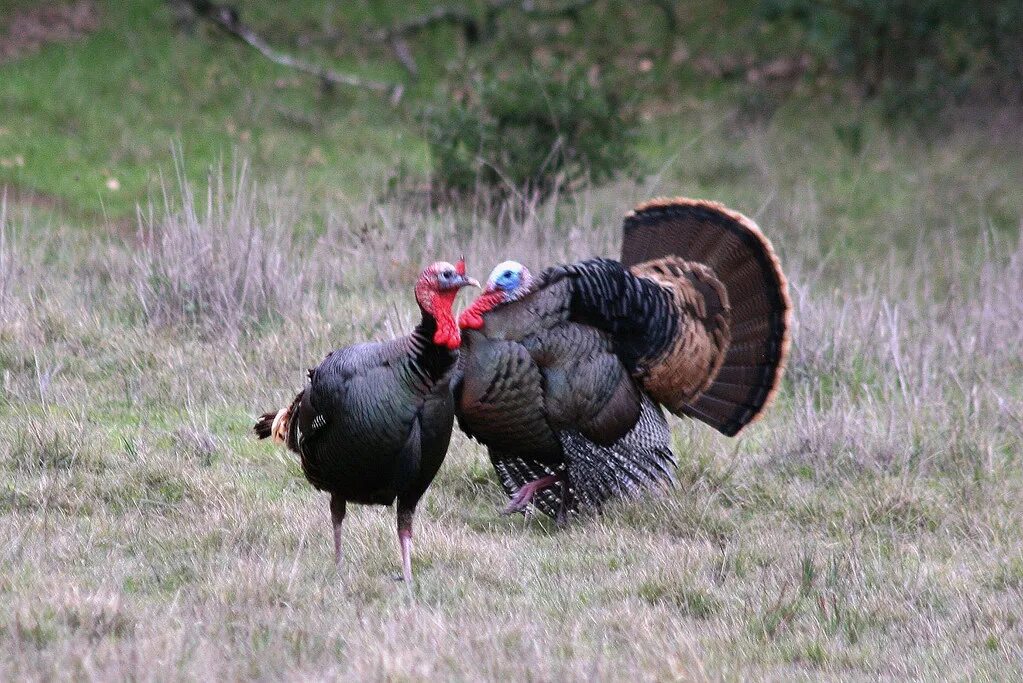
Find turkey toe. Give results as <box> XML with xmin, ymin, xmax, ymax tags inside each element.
<box><xmin>501</xmin><ymin>473</ymin><xmax>560</xmax><ymax>514</ymax></box>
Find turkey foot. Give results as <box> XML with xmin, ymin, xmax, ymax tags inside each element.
<box><xmin>502</xmin><ymin>473</ymin><xmax>561</xmax><ymax>515</ymax></box>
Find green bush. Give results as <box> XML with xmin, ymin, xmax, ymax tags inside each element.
<box><xmin>421</xmin><ymin>65</ymin><xmax>636</xmax><ymax>199</ymax></box>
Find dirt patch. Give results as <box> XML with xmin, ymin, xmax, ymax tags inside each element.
<box><xmin>0</xmin><ymin>1</ymin><xmax>100</xmax><ymax>63</ymax></box>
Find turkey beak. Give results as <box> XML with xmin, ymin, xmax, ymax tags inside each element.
<box><xmin>457</xmin><ymin>276</ymin><xmax>481</xmax><ymax>290</ymax></box>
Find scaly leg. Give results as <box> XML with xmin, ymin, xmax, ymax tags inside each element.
<box><xmin>330</xmin><ymin>493</ymin><xmax>346</xmax><ymax>569</ymax></box>
<box><xmin>396</xmin><ymin>503</ymin><xmax>414</xmax><ymax>584</ymax></box>
<box><xmin>502</xmin><ymin>473</ymin><xmax>561</xmax><ymax>515</ymax></box>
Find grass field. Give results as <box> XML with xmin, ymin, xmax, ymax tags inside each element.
<box><xmin>3</xmin><ymin>138</ymin><xmax>1022</xmax><ymax>678</ymax></box>
<box><xmin>3</xmin><ymin>1</ymin><xmax>1023</xmax><ymax>680</ymax></box>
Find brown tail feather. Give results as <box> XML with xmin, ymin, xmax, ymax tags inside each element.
<box><xmin>253</xmin><ymin>391</ymin><xmax>304</xmax><ymax>449</ymax></box>
<box><xmin>254</xmin><ymin>411</ymin><xmax>277</xmax><ymax>439</ymax></box>
<box><xmin>622</xmin><ymin>197</ymin><xmax>791</xmax><ymax>436</ymax></box>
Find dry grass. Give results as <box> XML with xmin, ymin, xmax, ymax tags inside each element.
<box><xmin>2</xmin><ymin>127</ymin><xmax>1023</xmax><ymax>680</ymax></box>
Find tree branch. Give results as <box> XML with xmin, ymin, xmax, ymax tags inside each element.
<box><xmin>378</xmin><ymin>0</ymin><xmax>600</xmax><ymax>44</ymax></box>
<box><xmin>181</xmin><ymin>0</ymin><xmax>404</xmax><ymax>103</ymax></box>
<box><xmin>376</xmin><ymin>5</ymin><xmax>482</xmax><ymax>44</ymax></box>
<box><xmin>514</xmin><ymin>0</ymin><xmax>598</xmax><ymax>21</ymax></box>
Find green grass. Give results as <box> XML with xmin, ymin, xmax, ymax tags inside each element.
<box><xmin>2</xmin><ymin>153</ymin><xmax>1022</xmax><ymax>676</ymax></box>
<box><xmin>0</xmin><ymin>0</ymin><xmax>432</xmax><ymax>218</ymax></box>
<box><xmin>3</xmin><ymin>0</ymin><xmax>1021</xmax><ymax>254</ymax></box>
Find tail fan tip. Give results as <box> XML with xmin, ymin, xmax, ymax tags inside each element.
<box><xmin>622</xmin><ymin>197</ymin><xmax>792</xmax><ymax>436</ymax></box>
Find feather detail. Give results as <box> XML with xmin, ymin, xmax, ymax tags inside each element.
<box><xmin>491</xmin><ymin>395</ymin><xmax>675</xmax><ymax>520</ymax></box>
<box><xmin>270</xmin><ymin>406</ymin><xmax>290</xmax><ymax>442</ymax></box>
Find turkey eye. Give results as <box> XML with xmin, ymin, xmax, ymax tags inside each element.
<box><xmin>503</xmin><ymin>271</ymin><xmax>513</xmax><ymax>278</ymax></box>
<box><xmin>441</xmin><ymin>270</ymin><xmax>453</xmax><ymax>279</ymax></box>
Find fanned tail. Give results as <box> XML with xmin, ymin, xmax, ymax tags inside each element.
<box><xmin>621</xmin><ymin>198</ymin><xmax>791</xmax><ymax>436</ymax></box>
<box><xmin>253</xmin><ymin>391</ymin><xmax>304</xmax><ymax>452</ymax></box>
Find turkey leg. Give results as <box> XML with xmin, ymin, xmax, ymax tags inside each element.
<box><xmin>502</xmin><ymin>473</ymin><xmax>561</xmax><ymax>515</ymax></box>
<box><xmin>396</xmin><ymin>503</ymin><xmax>415</xmax><ymax>584</ymax></box>
<box><xmin>330</xmin><ymin>493</ymin><xmax>346</xmax><ymax>569</ymax></box>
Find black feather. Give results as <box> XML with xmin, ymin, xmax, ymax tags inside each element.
<box><xmin>537</xmin><ymin>258</ymin><xmax>679</xmax><ymax>373</ymax></box>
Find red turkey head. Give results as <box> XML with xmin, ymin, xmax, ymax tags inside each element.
<box><xmin>458</xmin><ymin>260</ymin><xmax>533</xmax><ymax>330</ymax></box>
<box><xmin>414</xmin><ymin>260</ymin><xmax>480</xmax><ymax>349</ymax></box>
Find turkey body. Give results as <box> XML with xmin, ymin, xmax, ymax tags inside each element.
<box><xmin>456</xmin><ymin>263</ymin><xmax>678</xmax><ymax>518</ymax></box>
<box><xmin>295</xmin><ymin>329</ymin><xmax>456</xmax><ymax>509</ymax></box>
<box><xmin>456</xmin><ymin>198</ymin><xmax>791</xmax><ymax>520</ymax></box>
<box><xmin>255</xmin><ymin>259</ymin><xmax>477</xmax><ymax>581</ymax></box>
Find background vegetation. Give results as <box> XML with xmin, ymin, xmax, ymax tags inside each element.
<box><xmin>1</xmin><ymin>0</ymin><xmax>1021</xmax><ymax>679</ymax></box>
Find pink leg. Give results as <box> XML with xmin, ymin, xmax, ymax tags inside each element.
<box><xmin>397</xmin><ymin>505</ymin><xmax>414</xmax><ymax>584</ymax></box>
<box><xmin>502</xmin><ymin>473</ymin><xmax>560</xmax><ymax>515</ymax></box>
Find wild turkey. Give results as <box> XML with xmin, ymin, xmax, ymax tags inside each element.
<box><xmin>455</xmin><ymin>198</ymin><xmax>790</xmax><ymax>521</ymax></box>
<box><xmin>255</xmin><ymin>260</ymin><xmax>478</xmax><ymax>581</ymax></box>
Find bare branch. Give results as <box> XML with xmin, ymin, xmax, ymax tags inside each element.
<box><xmin>180</xmin><ymin>0</ymin><xmax>404</xmax><ymax>103</ymax></box>
<box><xmin>377</xmin><ymin>0</ymin><xmax>599</xmax><ymax>44</ymax></box>
<box><xmin>515</xmin><ymin>0</ymin><xmax>598</xmax><ymax>21</ymax></box>
<box><xmin>389</xmin><ymin>37</ymin><xmax>419</xmax><ymax>79</ymax></box>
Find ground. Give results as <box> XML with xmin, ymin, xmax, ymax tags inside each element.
<box><xmin>1</xmin><ymin>1</ymin><xmax>1023</xmax><ymax>680</ymax></box>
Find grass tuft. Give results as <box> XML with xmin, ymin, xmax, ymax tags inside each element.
<box><xmin>133</xmin><ymin>159</ymin><xmax>312</xmax><ymax>338</ymax></box>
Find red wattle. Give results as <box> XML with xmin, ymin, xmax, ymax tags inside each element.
<box><xmin>459</xmin><ymin>310</ymin><xmax>484</xmax><ymax>330</ymax></box>
<box><xmin>458</xmin><ymin>290</ymin><xmax>505</xmax><ymax>330</ymax></box>
<box><xmin>432</xmin><ymin>322</ymin><xmax>461</xmax><ymax>350</ymax></box>
<box><xmin>432</xmin><ymin>292</ymin><xmax>462</xmax><ymax>349</ymax></box>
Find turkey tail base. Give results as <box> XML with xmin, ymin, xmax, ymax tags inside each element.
<box><xmin>253</xmin><ymin>391</ymin><xmax>303</xmax><ymax>448</ymax></box>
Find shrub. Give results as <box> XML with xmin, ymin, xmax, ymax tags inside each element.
<box><xmin>421</xmin><ymin>64</ymin><xmax>637</xmax><ymax>200</ymax></box>
<box><xmin>758</xmin><ymin>0</ymin><xmax>1023</xmax><ymax>116</ymax></box>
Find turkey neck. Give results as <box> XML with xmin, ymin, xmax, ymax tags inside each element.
<box><xmin>407</xmin><ymin>312</ymin><xmax>458</xmax><ymax>383</ymax></box>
